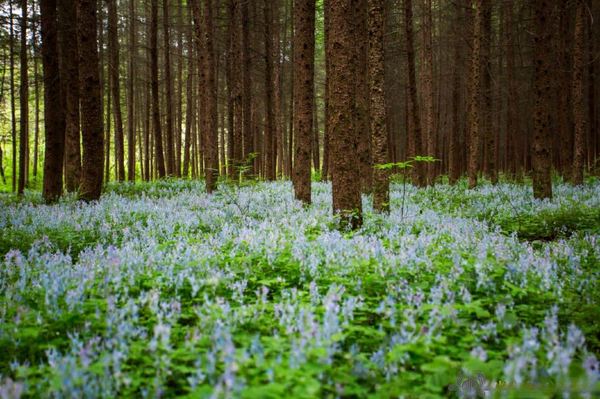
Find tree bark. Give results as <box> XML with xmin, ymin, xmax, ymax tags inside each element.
<box><xmin>572</xmin><ymin>0</ymin><xmax>585</xmax><ymax>185</ymax></box>
<box><xmin>292</xmin><ymin>0</ymin><xmax>315</xmax><ymax>204</ymax></box>
<box><xmin>422</xmin><ymin>0</ymin><xmax>435</xmax><ymax>184</ymax></box>
<box><xmin>355</xmin><ymin>0</ymin><xmax>371</xmax><ymax>192</ymax></box>
<box><xmin>41</xmin><ymin>0</ymin><xmax>65</xmax><ymax>202</ymax></box>
<box><xmin>403</xmin><ymin>0</ymin><xmax>424</xmax><ymax>186</ymax></box>
<box><xmin>531</xmin><ymin>0</ymin><xmax>553</xmax><ymax>198</ymax></box>
<box><xmin>127</xmin><ymin>0</ymin><xmax>137</xmax><ymax>181</ymax></box>
<box><xmin>368</xmin><ymin>0</ymin><xmax>389</xmax><ymax>212</ymax></box>
<box><xmin>150</xmin><ymin>0</ymin><xmax>166</xmax><ymax>177</ymax></box>
<box><xmin>78</xmin><ymin>0</ymin><xmax>104</xmax><ymax>200</ymax></box>
<box><xmin>467</xmin><ymin>0</ymin><xmax>482</xmax><ymax>189</ymax></box>
<box><xmin>107</xmin><ymin>0</ymin><xmax>125</xmax><ymax>181</ymax></box>
<box><xmin>329</xmin><ymin>0</ymin><xmax>362</xmax><ymax>229</ymax></box>
<box><xmin>263</xmin><ymin>0</ymin><xmax>275</xmax><ymax>180</ymax></box>
<box><xmin>18</xmin><ymin>0</ymin><xmax>29</xmax><ymax>195</ymax></box>
<box><xmin>163</xmin><ymin>0</ymin><xmax>176</xmax><ymax>176</ymax></box>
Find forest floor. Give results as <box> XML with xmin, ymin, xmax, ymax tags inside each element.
<box><xmin>0</xmin><ymin>179</ymin><xmax>599</xmax><ymax>398</ymax></box>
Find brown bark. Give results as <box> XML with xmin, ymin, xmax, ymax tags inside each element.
<box><xmin>329</xmin><ymin>0</ymin><xmax>362</xmax><ymax>229</ymax></box>
<box><xmin>422</xmin><ymin>0</ymin><xmax>435</xmax><ymax>185</ymax></box>
<box><xmin>572</xmin><ymin>0</ymin><xmax>585</xmax><ymax>185</ymax></box>
<box><xmin>368</xmin><ymin>0</ymin><xmax>389</xmax><ymax>212</ymax></box>
<box><xmin>18</xmin><ymin>0</ymin><xmax>29</xmax><ymax>195</ymax></box>
<box><xmin>242</xmin><ymin>0</ymin><xmax>253</xmax><ymax>172</ymax></box>
<box><xmin>9</xmin><ymin>1</ymin><xmax>17</xmax><ymax>192</ymax></box>
<box><xmin>78</xmin><ymin>0</ymin><xmax>104</xmax><ymax>201</ymax></box>
<box><xmin>355</xmin><ymin>0</ymin><xmax>371</xmax><ymax>192</ymax></box>
<box><xmin>467</xmin><ymin>0</ymin><xmax>482</xmax><ymax>189</ymax></box>
<box><xmin>449</xmin><ymin>0</ymin><xmax>461</xmax><ymax>185</ymax></box>
<box><xmin>263</xmin><ymin>0</ymin><xmax>275</xmax><ymax>180</ymax></box>
<box><xmin>482</xmin><ymin>0</ymin><xmax>495</xmax><ymax>183</ymax></box>
<box><xmin>202</xmin><ymin>0</ymin><xmax>219</xmax><ymax>192</ymax></box>
<box><xmin>531</xmin><ymin>0</ymin><xmax>553</xmax><ymax>199</ymax></box>
<box><xmin>58</xmin><ymin>0</ymin><xmax>82</xmax><ymax>192</ymax></box>
<box><xmin>41</xmin><ymin>0</ymin><xmax>65</xmax><ymax>202</ymax></box>
<box><xmin>292</xmin><ymin>0</ymin><xmax>315</xmax><ymax>204</ymax></box>
<box><xmin>505</xmin><ymin>0</ymin><xmax>520</xmax><ymax>178</ymax></box>
<box><xmin>163</xmin><ymin>0</ymin><xmax>176</xmax><ymax>176</ymax></box>
<box><xmin>403</xmin><ymin>0</ymin><xmax>424</xmax><ymax>186</ymax></box>
<box><xmin>150</xmin><ymin>0</ymin><xmax>166</xmax><ymax>177</ymax></box>
<box><xmin>127</xmin><ymin>0</ymin><xmax>136</xmax><ymax>181</ymax></box>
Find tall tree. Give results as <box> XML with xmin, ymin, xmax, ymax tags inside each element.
<box><xmin>467</xmin><ymin>0</ymin><xmax>483</xmax><ymax>189</ymax></box>
<box><xmin>368</xmin><ymin>0</ymin><xmax>389</xmax><ymax>211</ymax></box>
<box><xmin>59</xmin><ymin>0</ymin><xmax>82</xmax><ymax>192</ymax></box>
<box><xmin>241</xmin><ymin>0</ymin><xmax>253</xmax><ymax>172</ymax></box>
<box><xmin>292</xmin><ymin>0</ymin><xmax>315</xmax><ymax>204</ymax></box>
<box><xmin>127</xmin><ymin>0</ymin><xmax>136</xmax><ymax>181</ymax></box>
<box><xmin>150</xmin><ymin>0</ymin><xmax>166</xmax><ymax>177</ymax></box>
<box><xmin>108</xmin><ymin>0</ymin><xmax>125</xmax><ymax>181</ymax></box>
<box><xmin>531</xmin><ymin>0</ymin><xmax>553</xmax><ymax>198</ymax></box>
<box><xmin>9</xmin><ymin>0</ymin><xmax>17</xmax><ymax>192</ymax></box>
<box><xmin>572</xmin><ymin>0</ymin><xmax>586</xmax><ymax>185</ymax></box>
<box><xmin>263</xmin><ymin>0</ymin><xmax>275</xmax><ymax>181</ymax></box>
<box><xmin>163</xmin><ymin>0</ymin><xmax>176</xmax><ymax>175</ymax></box>
<box><xmin>329</xmin><ymin>0</ymin><xmax>362</xmax><ymax>229</ymax></box>
<box><xmin>355</xmin><ymin>0</ymin><xmax>371</xmax><ymax>192</ymax></box>
<box><xmin>422</xmin><ymin>0</ymin><xmax>435</xmax><ymax>184</ymax></box>
<box><xmin>482</xmin><ymin>0</ymin><xmax>495</xmax><ymax>184</ymax></box>
<box><xmin>18</xmin><ymin>0</ymin><xmax>29</xmax><ymax>195</ymax></box>
<box><xmin>41</xmin><ymin>0</ymin><xmax>65</xmax><ymax>202</ymax></box>
<box><xmin>403</xmin><ymin>0</ymin><xmax>424</xmax><ymax>186</ymax></box>
<box><xmin>79</xmin><ymin>0</ymin><xmax>104</xmax><ymax>200</ymax></box>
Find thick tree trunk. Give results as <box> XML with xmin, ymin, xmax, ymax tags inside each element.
<box><xmin>9</xmin><ymin>1</ymin><xmax>17</xmax><ymax>192</ymax></box>
<box><xmin>18</xmin><ymin>0</ymin><xmax>29</xmax><ymax>195</ymax></box>
<box><xmin>531</xmin><ymin>0</ymin><xmax>553</xmax><ymax>199</ymax></box>
<box><xmin>292</xmin><ymin>0</ymin><xmax>315</xmax><ymax>204</ymax></box>
<box><xmin>482</xmin><ymin>0</ymin><xmax>495</xmax><ymax>183</ymax></box>
<box><xmin>79</xmin><ymin>0</ymin><xmax>104</xmax><ymax>201</ymax></box>
<box><xmin>329</xmin><ymin>0</ymin><xmax>362</xmax><ymax>229</ymax></box>
<box><xmin>41</xmin><ymin>0</ymin><xmax>65</xmax><ymax>202</ymax></box>
<box><xmin>368</xmin><ymin>0</ymin><xmax>389</xmax><ymax>212</ymax></box>
<box><xmin>202</xmin><ymin>0</ymin><xmax>219</xmax><ymax>192</ymax></box>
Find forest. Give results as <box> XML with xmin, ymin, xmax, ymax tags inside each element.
<box><xmin>0</xmin><ymin>0</ymin><xmax>599</xmax><ymax>397</ymax></box>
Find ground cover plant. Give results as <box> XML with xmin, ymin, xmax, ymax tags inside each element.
<box><xmin>0</xmin><ymin>180</ymin><xmax>599</xmax><ymax>398</ymax></box>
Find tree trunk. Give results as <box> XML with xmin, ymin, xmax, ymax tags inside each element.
<box><xmin>355</xmin><ymin>0</ymin><xmax>371</xmax><ymax>192</ymax></box>
<box><xmin>78</xmin><ymin>0</ymin><xmax>104</xmax><ymax>200</ymax></box>
<box><xmin>403</xmin><ymin>0</ymin><xmax>424</xmax><ymax>186</ymax></box>
<box><xmin>368</xmin><ymin>0</ymin><xmax>389</xmax><ymax>212</ymax></box>
<box><xmin>263</xmin><ymin>0</ymin><xmax>275</xmax><ymax>180</ymax></box>
<box><xmin>531</xmin><ymin>0</ymin><xmax>553</xmax><ymax>198</ymax></box>
<box><xmin>242</xmin><ymin>0</ymin><xmax>253</xmax><ymax>174</ymax></box>
<box><xmin>150</xmin><ymin>0</ymin><xmax>166</xmax><ymax>177</ymax></box>
<box><xmin>202</xmin><ymin>0</ymin><xmax>218</xmax><ymax>192</ymax></box>
<box><xmin>292</xmin><ymin>0</ymin><xmax>315</xmax><ymax>204</ymax></box>
<box><xmin>163</xmin><ymin>0</ymin><xmax>176</xmax><ymax>176</ymax></box>
<box><xmin>422</xmin><ymin>0</ymin><xmax>435</xmax><ymax>185</ymax></box>
<box><xmin>107</xmin><ymin>0</ymin><xmax>125</xmax><ymax>181</ymax></box>
<box><xmin>572</xmin><ymin>0</ymin><xmax>585</xmax><ymax>185</ymax></box>
<box><xmin>467</xmin><ymin>0</ymin><xmax>482</xmax><ymax>189</ymax></box>
<box><xmin>329</xmin><ymin>0</ymin><xmax>362</xmax><ymax>229</ymax></box>
<box><xmin>9</xmin><ymin>1</ymin><xmax>17</xmax><ymax>192</ymax></box>
<box><xmin>18</xmin><ymin>0</ymin><xmax>29</xmax><ymax>195</ymax></box>
<box><xmin>482</xmin><ymin>0</ymin><xmax>495</xmax><ymax>183</ymax></box>
<box><xmin>41</xmin><ymin>0</ymin><xmax>65</xmax><ymax>202</ymax></box>
<box><xmin>127</xmin><ymin>0</ymin><xmax>137</xmax><ymax>181</ymax></box>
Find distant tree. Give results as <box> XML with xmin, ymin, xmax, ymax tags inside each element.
<box><xmin>78</xmin><ymin>0</ymin><xmax>104</xmax><ymax>200</ymax></box>
<box><xmin>163</xmin><ymin>0</ymin><xmax>176</xmax><ymax>176</ymax></box>
<box><xmin>403</xmin><ymin>0</ymin><xmax>424</xmax><ymax>186</ymax></box>
<box><xmin>18</xmin><ymin>0</ymin><xmax>29</xmax><ymax>195</ymax></box>
<box><xmin>150</xmin><ymin>0</ymin><xmax>165</xmax><ymax>178</ymax></box>
<box><xmin>531</xmin><ymin>0</ymin><xmax>553</xmax><ymax>199</ymax></box>
<box><xmin>572</xmin><ymin>0</ymin><xmax>586</xmax><ymax>185</ymax></box>
<box><xmin>467</xmin><ymin>0</ymin><xmax>483</xmax><ymax>189</ymax></box>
